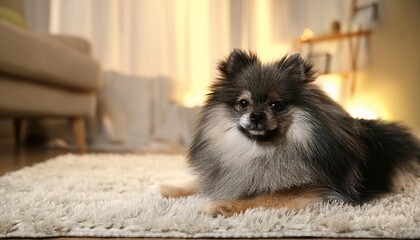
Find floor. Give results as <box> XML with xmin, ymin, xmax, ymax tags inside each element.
<box><xmin>0</xmin><ymin>139</ymin><xmax>187</xmax><ymax>177</ymax></box>
<box><xmin>0</xmin><ymin>142</ymin><xmax>367</xmax><ymax>240</ymax></box>
<box><xmin>0</xmin><ymin>142</ymin><xmax>69</xmax><ymax>176</ymax></box>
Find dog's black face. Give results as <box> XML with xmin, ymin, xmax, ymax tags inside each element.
<box><xmin>234</xmin><ymin>87</ymin><xmax>288</xmax><ymax>141</ymax></box>
<box><xmin>206</xmin><ymin>49</ymin><xmax>316</xmax><ymax>142</ymax></box>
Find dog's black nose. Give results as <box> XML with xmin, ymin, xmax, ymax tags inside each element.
<box><xmin>250</xmin><ymin>111</ymin><xmax>266</xmax><ymax>124</ymax></box>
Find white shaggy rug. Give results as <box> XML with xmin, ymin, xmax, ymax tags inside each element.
<box><xmin>1</xmin><ymin>154</ymin><xmax>419</xmax><ymax>238</ymax></box>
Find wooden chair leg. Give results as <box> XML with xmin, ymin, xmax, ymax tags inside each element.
<box><xmin>70</xmin><ymin>117</ymin><xmax>87</xmax><ymax>154</ymax></box>
<box><xmin>14</xmin><ymin>118</ymin><xmax>22</xmax><ymax>146</ymax></box>
<box><xmin>13</xmin><ymin>118</ymin><xmax>27</xmax><ymax>146</ymax></box>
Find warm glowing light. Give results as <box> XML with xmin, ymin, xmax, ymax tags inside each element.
<box><xmin>345</xmin><ymin>93</ymin><xmax>390</xmax><ymax>120</ymax></box>
<box><xmin>315</xmin><ymin>74</ymin><xmax>387</xmax><ymax>120</ymax></box>
<box><xmin>182</xmin><ymin>92</ymin><xmax>204</xmax><ymax>108</ymax></box>
<box><xmin>300</xmin><ymin>28</ymin><xmax>315</xmax><ymax>41</ymax></box>
<box><xmin>315</xmin><ymin>74</ymin><xmax>344</xmax><ymax>103</ymax></box>
<box><xmin>347</xmin><ymin>106</ymin><xmax>378</xmax><ymax>119</ymax></box>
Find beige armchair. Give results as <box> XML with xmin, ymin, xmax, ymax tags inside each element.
<box><xmin>0</xmin><ymin>0</ymin><xmax>102</xmax><ymax>153</ymax></box>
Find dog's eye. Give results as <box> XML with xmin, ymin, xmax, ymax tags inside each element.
<box><xmin>270</xmin><ymin>101</ymin><xmax>285</xmax><ymax>112</ymax></box>
<box><xmin>238</xmin><ymin>99</ymin><xmax>249</xmax><ymax>109</ymax></box>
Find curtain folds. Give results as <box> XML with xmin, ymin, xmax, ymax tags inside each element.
<box><xmin>49</xmin><ymin>0</ymin><xmax>295</xmax><ymax>106</ymax></box>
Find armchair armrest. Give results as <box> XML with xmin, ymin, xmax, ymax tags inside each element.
<box><xmin>45</xmin><ymin>34</ymin><xmax>92</xmax><ymax>55</ymax></box>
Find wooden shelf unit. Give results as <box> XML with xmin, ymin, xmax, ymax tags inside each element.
<box><xmin>293</xmin><ymin>0</ymin><xmax>377</xmax><ymax>96</ymax></box>
<box><xmin>294</xmin><ymin>30</ymin><xmax>372</xmax><ymax>45</ymax></box>
<box><xmin>294</xmin><ymin>29</ymin><xmax>372</xmax><ymax>95</ymax></box>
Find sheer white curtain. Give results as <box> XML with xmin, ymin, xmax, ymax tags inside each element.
<box><xmin>46</xmin><ymin>0</ymin><xmax>294</xmax><ymax>149</ymax></box>
<box><xmin>49</xmin><ymin>0</ymin><xmax>293</xmax><ymax>106</ymax></box>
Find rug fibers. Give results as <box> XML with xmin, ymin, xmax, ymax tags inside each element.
<box><xmin>0</xmin><ymin>154</ymin><xmax>419</xmax><ymax>238</ymax></box>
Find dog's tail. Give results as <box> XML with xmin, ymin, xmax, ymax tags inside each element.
<box><xmin>356</xmin><ymin>119</ymin><xmax>420</xmax><ymax>197</ymax></box>
<box><xmin>358</xmin><ymin>119</ymin><xmax>420</xmax><ymax>161</ymax></box>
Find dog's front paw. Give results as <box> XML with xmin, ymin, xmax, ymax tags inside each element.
<box><xmin>159</xmin><ymin>184</ymin><xmax>180</xmax><ymax>198</ymax></box>
<box><xmin>159</xmin><ymin>183</ymin><xmax>196</xmax><ymax>198</ymax></box>
<box><xmin>202</xmin><ymin>200</ymin><xmax>242</xmax><ymax>217</ymax></box>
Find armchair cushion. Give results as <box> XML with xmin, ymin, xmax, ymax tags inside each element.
<box><xmin>0</xmin><ymin>21</ymin><xmax>101</xmax><ymax>91</ymax></box>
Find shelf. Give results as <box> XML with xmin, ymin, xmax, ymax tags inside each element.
<box><xmin>294</xmin><ymin>30</ymin><xmax>372</xmax><ymax>45</ymax></box>
<box><xmin>293</xmin><ymin>29</ymin><xmax>372</xmax><ymax>96</ymax></box>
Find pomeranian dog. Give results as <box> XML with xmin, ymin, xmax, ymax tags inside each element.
<box><xmin>160</xmin><ymin>49</ymin><xmax>420</xmax><ymax>217</ymax></box>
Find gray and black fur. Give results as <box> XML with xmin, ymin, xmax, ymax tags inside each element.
<box><xmin>188</xmin><ymin>49</ymin><xmax>420</xmax><ymax>204</ymax></box>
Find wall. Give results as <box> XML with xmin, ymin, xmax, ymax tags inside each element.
<box><xmin>354</xmin><ymin>0</ymin><xmax>420</xmax><ymax>130</ymax></box>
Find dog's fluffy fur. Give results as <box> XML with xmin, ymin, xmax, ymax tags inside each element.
<box><xmin>160</xmin><ymin>49</ymin><xmax>420</xmax><ymax>217</ymax></box>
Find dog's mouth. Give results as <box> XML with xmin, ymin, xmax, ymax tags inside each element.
<box><xmin>249</xmin><ymin>129</ymin><xmax>266</xmax><ymax>136</ymax></box>
<box><xmin>238</xmin><ymin>126</ymin><xmax>278</xmax><ymax>141</ymax></box>
<box><xmin>237</xmin><ymin>112</ymin><xmax>279</xmax><ymax>141</ymax></box>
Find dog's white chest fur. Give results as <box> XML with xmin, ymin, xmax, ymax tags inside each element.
<box><xmin>201</xmin><ymin>107</ymin><xmax>315</xmax><ymax>199</ymax></box>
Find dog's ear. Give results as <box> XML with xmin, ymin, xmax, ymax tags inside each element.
<box><xmin>218</xmin><ymin>49</ymin><xmax>258</xmax><ymax>78</ymax></box>
<box><xmin>277</xmin><ymin>54</ymin><xmax>317</xmax><ymax>84</ymax></box>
